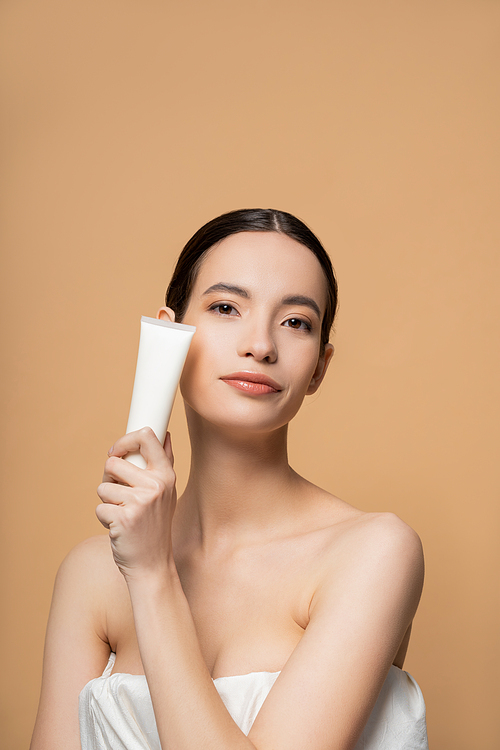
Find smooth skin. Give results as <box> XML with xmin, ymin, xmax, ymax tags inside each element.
<box><xmin>31</xmin><ymin>232</ymin><xmax>424</xmax><ymax>750</ymax></box>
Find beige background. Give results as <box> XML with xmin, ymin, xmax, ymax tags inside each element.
<box><xmin>1</xmin><ymin>1</ymin><xmax>499</xmax><ymax>748</ymax></box>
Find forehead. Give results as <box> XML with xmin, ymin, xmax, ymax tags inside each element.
<box><xmin>193</xmin><ymin>232</ymin><xmax>328</xmax><ymax>309</ymax></box>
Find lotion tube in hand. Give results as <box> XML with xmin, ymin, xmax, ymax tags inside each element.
<box><xmin>125</xmin><ymin>316</ymin><xmax>196</xmax><ymax>468</ymax></box>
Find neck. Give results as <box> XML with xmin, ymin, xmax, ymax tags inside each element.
<box><xmin>175</xmin><ymin>405</ymin><xmax>303</xmax><ymax>551</ymax></box>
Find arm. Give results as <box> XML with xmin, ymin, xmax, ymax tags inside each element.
<box><xmin>97</xmin><ymin>429</ymin><xmax>424</xmax><ymax>750</ymax></box>
<box><xmin>30</xmin><ymin>537</ymin><xmax>115</xmax><ymax>750</ymax></box>
<box><xmin>249</xmin><ymin>515</ymin><xmax>424</xmax><ymax>750</ymax></box>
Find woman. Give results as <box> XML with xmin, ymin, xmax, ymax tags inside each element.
<box><xmin>31</xmin><ymin>209</ymin><xmax>428</xmax><ymax>750</ymax></box>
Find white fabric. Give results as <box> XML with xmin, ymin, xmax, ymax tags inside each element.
<box><xmin>79</xmin><ymin>652</ymin><xmax>428</xmax><ymax>749</ymax></box>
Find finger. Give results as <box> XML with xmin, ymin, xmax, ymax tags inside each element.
<box><xmin>102</xmin><ymin>454</ymin><xmax>146</xmax><ymax>487</ymax></box>
<box><xmin>97</xmin><ymin>480</ymin><xmax>137</xmax><ymax>506</ymax></box>
<box><xmin>109</xmin><ymin>427</ymin><xmax>171</xmax><ymax>471</ymax></box>
<box><xmin>95</xmin><ymin>501</ymin><xmax>120</xmax><ymax>529</ymax></box>
<box><xmin>163</xmin><ymin>431</ymin><xmax>174</xmax><ymax>465</ymax></box>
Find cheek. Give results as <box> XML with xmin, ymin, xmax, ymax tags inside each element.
<box><xmin>178</xmin><ymin>325</ymin><xmax>222</xmax><ymax>399</ymax></box>
<box><xmin>284</xmin><ymin>340</ymin><xmax>321</xmax><ymax>387</ymax></box>
<box><xmin>178</xmin><ymin>339</ymin><xmax>202</xmax><ymax>396</ymax></box>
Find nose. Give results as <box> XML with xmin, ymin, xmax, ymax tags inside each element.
<box><xmin>237</xmin><ymin>317</ymin><xmax>278</xmax><ymax>363</ymax></box>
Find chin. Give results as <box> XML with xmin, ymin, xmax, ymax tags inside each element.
<box><xmin>183</xmin><ymin>394</ymin><xmax>304</xmax><ymax>435</ymax></box>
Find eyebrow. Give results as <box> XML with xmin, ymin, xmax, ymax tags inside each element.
<box><xmin>281</xmin><ymin>295</ymin><xmax>321</xmax><ymax>319</ymax></box>
<box><xmin>202</xmin><ymin>283</ymin><xmax>321</xmax><ymax>318</ymax></box>
<box><xmin>202</xmin><ymin>283</ymin><xmax>250</xmax><ymax>299</ymax></box>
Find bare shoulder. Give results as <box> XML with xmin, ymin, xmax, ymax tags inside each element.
<box><xmin>347</xmin><ymin>510</ymin><xmax>424</xmax><ymax>561</ymax></box>
<box><xmin>311</xmin><ymin>505</ymin><xmax>425</xmax><ymax>618</ymax></box>
<box><xmin>356</xmin><ymin>512</ymin><xmax>424</xmax><ymax>590</ymax></box>
<box><xmin>299</xmin><ymin>481</ymin><xmax>425</xmax><ymax>600</ymax></box>
<box><xmin>308</xmin><ymin>481</ymin><xmax>423</xmax><ymax>563</ymax></box>
<box><xmin>58</xmin><ymin>534</ymin><xmax>118</xmax><ymax>583</ymax></box>
<box><xmin>55</xmin><ymin>535</ymin><xmax>126</xmax><ymax>621</ymax></box>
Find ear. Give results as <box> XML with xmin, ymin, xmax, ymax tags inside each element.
<box><xmin>156</xmin><ymin>306</ymin><xmax>176</xmax><ymax>323</ymax></box>
<box><xmin>306</xmin><ymin>343</ymin><xmax>334</xmax><ymax>395</ymax></box>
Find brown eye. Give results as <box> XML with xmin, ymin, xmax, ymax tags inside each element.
<box><xmin>283</xmin><ymin>318</ymin><xmax>312</xmax><ymax>332</ymax></box>
<box><xmin>210</xmin><ymin>303</ymin><xmax>237</xmax><ymax>316</ymax></box>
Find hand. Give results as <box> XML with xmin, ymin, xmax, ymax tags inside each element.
<box><xmin>96</xmin><ymin>427</ymin><xmax>177</xmax><ymax>582</ymax></box>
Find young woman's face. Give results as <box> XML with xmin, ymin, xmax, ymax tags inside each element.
<box><xmin>161</xmin><ymin>231</ymin><xmax>333</xmax><ymax>433</ymax></box>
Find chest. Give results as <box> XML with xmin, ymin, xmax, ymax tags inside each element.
<box><xmin>108</xmin><ymin>539</ymin><xmax>317</xmax><ymax>679</ymax></box>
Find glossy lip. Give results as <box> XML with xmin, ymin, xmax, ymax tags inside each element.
<box><xmin>220</xmin><ymin>371</ymin><xmax>282</xmax><ymax>392</ymax></box>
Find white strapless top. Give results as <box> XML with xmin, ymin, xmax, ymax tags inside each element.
<box><xmin>79</xmin><ymin>652</ymin><xmax>428</xmax><ymax>749</ymax></box>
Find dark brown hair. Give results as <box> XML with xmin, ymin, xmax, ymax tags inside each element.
<box><xmin>166</xmin><ymin>208</ymin><xmax>338</xmax><ymax>353</ymax></box>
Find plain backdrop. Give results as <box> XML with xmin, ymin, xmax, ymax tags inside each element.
<box><xmin>1</xmin><ymin>1</ymin><xmax>499</xmax><ymax>748</ymax></box>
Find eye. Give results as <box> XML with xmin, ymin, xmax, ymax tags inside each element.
<box><xmin>209</xmin><ymin>303</ymin><xmax>238</xmax><ymax>316</ymax></box>
<box><xmin>283</xmin><ymin>317</ymin><xmax>312</xmax><ymax>331</ymax></box>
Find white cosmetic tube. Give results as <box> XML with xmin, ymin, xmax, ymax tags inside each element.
<box><xmin>125</xmin><ymin>316</ymin><xmax>196</xmax><ymax>468</ymax></box>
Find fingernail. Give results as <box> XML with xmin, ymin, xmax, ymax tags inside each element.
<box><xmin>108</xmin><ymin>446</ymin><xmax>114</xmax><ymax>455</ymax></box>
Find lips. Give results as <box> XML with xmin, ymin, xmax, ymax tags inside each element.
<box><xmin>220</xmin><ymin>371</ymin><xmax>282</xmax><ymax>394</ymax></box>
